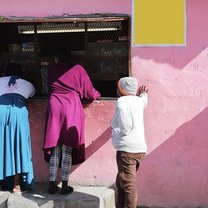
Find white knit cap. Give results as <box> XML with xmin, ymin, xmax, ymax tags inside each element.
<box><xmin>118</xmin><ymin>77</ymin><xmax>138</xmax><ymax>95</ymax></box>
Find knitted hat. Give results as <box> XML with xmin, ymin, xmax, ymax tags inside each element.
<box><xmin>118</xmin><ymin>77</ymin><xmax>138</xmax><ymax>96</ymax></box>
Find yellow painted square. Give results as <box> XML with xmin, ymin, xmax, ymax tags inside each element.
<box><xmin>132</xmin><ymin>0</ymin><xmax>186</xmax><ymax>46</ymax></box>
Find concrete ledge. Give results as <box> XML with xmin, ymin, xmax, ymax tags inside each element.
<box><xmin>0</xmin><ymin>184</ymin><xmax>116</xmax><ymax>208</ymax></box>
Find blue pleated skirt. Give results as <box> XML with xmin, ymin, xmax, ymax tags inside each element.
<box><xmin>0</xmin><ymin>93</ymin><xmax>34</xmax><ymax>190</ymax></box>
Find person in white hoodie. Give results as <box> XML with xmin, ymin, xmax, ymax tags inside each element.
<box><xmin>111</xmin><ymin>77</ymin><xmax>148</xmax><ymax>208</ymax></box>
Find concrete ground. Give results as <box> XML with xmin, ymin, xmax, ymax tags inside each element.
<box><xmin>0</xmin><ymin>183</ymin><xmax>116</xmax><ymax>208</ymax></box>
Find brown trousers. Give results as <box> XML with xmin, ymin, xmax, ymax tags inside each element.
<box><xmin>116</xmin><ymin>151</ymin><xmax>145</xmax><ymax>208</ymax></box>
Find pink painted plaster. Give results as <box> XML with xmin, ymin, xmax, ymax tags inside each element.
<box><xmin>0</xmin><ymin>0</ymin><xmax>131</xmax><ymax>17</ymax></box>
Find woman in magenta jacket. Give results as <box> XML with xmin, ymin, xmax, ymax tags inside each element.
<box><xmin>43</xmin><ymin>60</ymin><xmax>100</xmax><ymax>194</ymax></box>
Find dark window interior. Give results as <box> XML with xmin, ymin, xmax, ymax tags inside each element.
<box><xmin>0</xmin><ymin>15</ymin><xmax>130</xmax><ymax>97</ymax></box>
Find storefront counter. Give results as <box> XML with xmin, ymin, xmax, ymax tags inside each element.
<box><xmin>28</xmin><ymin>98</ymin><xmax>117</xmax><ymax>185</ymax></box>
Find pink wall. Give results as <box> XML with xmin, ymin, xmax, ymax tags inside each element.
<box><xmin>28</xmin><ymin>99</ymin><xmax>117</xmax><ymax>186</ymax></box>
<box><xmin>0</xmin><ymin>0</ymin><xmax>131</xmax><ymax>17</ymax></box>
<box><xmin>132</xmin><ymin>1</ymin><xmax>208</xmax><ymax>207</ymax></box>
<box><xmin>1</xmin><ymin>0</ymin><xmax>208</xmax><ymax>207</ymax></box>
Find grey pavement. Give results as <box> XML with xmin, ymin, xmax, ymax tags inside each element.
<box><xmin>0</xmin><ymin>183</ymin><xmax>116</xmax><ymax>208</ymax></box>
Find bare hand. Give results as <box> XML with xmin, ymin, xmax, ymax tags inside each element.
<box><xmin>137</xmin><ymin>85</ymin><xmax>149</xmax><ymax>96</ymax></box>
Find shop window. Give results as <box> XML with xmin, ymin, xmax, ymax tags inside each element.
<box><xmin>0</xmin><ymin>14</ymin><xmax>130</xmax><ymax>98</ymax></box>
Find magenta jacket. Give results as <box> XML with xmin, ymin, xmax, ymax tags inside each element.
<box><xmin>43</xmin><ymin>64</ymin><xmax>100</xmax><ymax>164</ymax></box>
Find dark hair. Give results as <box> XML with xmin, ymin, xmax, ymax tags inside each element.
<box><xmin>5</xmin><ymin>62</ymin><xmax>23</xmax><ymax>77</ymax></box>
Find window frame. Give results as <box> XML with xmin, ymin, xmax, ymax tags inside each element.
<box><xmin>0</xmin><ymin>14</ymin><xmax>131</xmax><ymax>98</ymax></box>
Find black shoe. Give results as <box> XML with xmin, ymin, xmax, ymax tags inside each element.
<box><xmin>48</xmin><ymin>181</ymin><xmax>59</xmax><ymax>194</ymax></box>
<box><xmin>61</xmin><ymin>185</ymin><xmax>74</xmax><ymax>195</ymax></box>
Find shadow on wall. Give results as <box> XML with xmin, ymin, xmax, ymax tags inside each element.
<box><xmin>138</xmin><ymin>107</ymin><xmax>208</xmax><ymax>207</ymax></box>
<box><xmin>71</xmin><ymin>127</ymin><xmax>112</xmax><ymax>172</ymax></box>
<box><xmin>132</xmin><ymin>1</ymin><xmax>208</xmax><ymax>69</ymax></box>
<box><xmin>28</xmin><ymin>100</ymin><xmax>114</xmax><ymax>182</ymax></box>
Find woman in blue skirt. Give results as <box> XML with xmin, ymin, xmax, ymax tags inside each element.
<box><xmin>0</xmin><ymin>62</ymin><xmax>35</xmax><ymax>192</ymax></box>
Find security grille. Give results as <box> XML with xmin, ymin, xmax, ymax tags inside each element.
<box><xmin>0</xmin><ymin>14</ymin><xmax>130</xmax><ymax>97</ymax></box>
